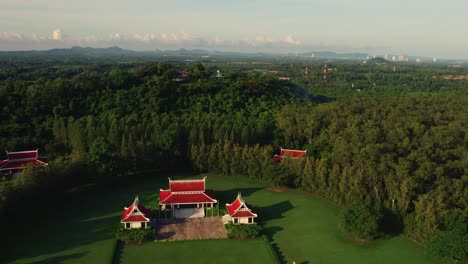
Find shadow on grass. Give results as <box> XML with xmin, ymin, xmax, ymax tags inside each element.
<box><xmin>1</xmin><ymin>174</ymin><xmax>169</xmax><ymax>263</ymax></box>
<box><xmin>271</xmin><ymin>241</ymin><xmax>286</xmax><ymax>264</ymax></box>
<box><xmin>112</xmin><ymin>240</ymin><xmax>124</xmax><ymax>264</ymax></box>
<box><xmin>215</xmin><ymin>187</ymin><xmax>263</xmax><ymax>205</ymax></box>
<box><xmin>30</xmin><ymin>252</ymin><xmax>89</xmax><ymax>264</ymax></box>
<box><xmin>257</xmin><ymin>200</ymin><xmax>294</xmax><ymax>222</ymax></box>
<box><xmin>263</xmin><ymin>226</ymin><xmax>283</xmax><ymax>237</ymax></box>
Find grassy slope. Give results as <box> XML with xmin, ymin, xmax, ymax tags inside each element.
<box><xmin>118</xmin><ymin>239</ymin><xmax>277</xmax><ymax>264</ymax></box>
<box><xmin>4</xmin><ymin>174</ymin><xmax>441</xmax><ymax>264</ymax></box>
<box><xmin>2</xmin><ymin>176</ymin><xmax>162</xmax><ymax>264</ymax></box>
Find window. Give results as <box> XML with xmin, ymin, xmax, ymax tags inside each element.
<box><xmin>141</xmin><ymin>222</ymin><xmax>146</xmax><ymax>228</ymax></box>
<box><xmin>125</xmin><ymin>223</ymin><xmax>130</xmax><ymax>229</ymax></box>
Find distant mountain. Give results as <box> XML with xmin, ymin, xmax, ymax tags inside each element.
<box><xmin>298</xmin><ymin>51</ymin><xmax>369</xmax><ymax>59</ymax></box>
<box><xmin>46</xmin><ymin>46</ymin><xmax>137</xmax><ymax>55</ymax></box>
<box><xmin>4</xmin><ymin>46</ymin><xmax>452</xmax><ymax>62</ymax></box>
<box><xmin>366</xmin><ymin>57</ymin><xmax>390</xmax><ymax>64</ymax></box>
<box><xmin>0</xmin><ymin>46</ymin><xmax>142</xmax><ymax>57</ymax></box>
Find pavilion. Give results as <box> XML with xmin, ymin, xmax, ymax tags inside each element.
<box><xmin>0</xmin><ymin>150</ymin><xmax>48</xmax><ymax>174</ymax></box>
<box><xmin>121</xmin><ymin>196</ymin><xmax>152</xmax><ymax>229</ymax></box>
<box><xmin>274</xmin><ymin>148</ymin><xmax>307</xmax><ymax>163</ymax></box>
<box><xmin>159</xmin><ymin>177</ymin><xmax>217</xmax><ymax>218</ymax></box>
<box><xmin>226</xmin><ymin>193</ymin><xmax>257</xmax><ymax>224</ymax></box>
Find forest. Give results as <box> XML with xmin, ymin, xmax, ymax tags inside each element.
<box><xmin>0</xmin><ymin>56</ymin><xmax>466</xmax><ymax>262</ymax></box>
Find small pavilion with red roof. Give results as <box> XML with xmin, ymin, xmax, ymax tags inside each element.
<box><xmin>274</xmin><ymin>148</ymin><xmax>307</xmax><ymax>163</ymax></box>
<box><xmin>121</xmin><ymin>196</ymin><xmax>152</xmax><ymax>229</ymax></box>
<box><xmin>159</xmin><ymin>177</ymin><xmax>217</xmax><ymax>218</ymax></box>
<box><xmin>226</xmin><ymin>193</ymin><xmax>257</xmax><ymax>224</ymax></box>
<box><xmin>0</xmin><ymin>150</ymin><xmax>48</xmax><ymax>174</ymax></box>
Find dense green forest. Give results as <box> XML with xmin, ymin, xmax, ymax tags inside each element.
<box><xmin>1</xmin><ymin>57</ymin><xmax>466</xmax><ymax>262</ymax></box>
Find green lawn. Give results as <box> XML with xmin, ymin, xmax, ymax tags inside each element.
<box><xmin>117</xmin><ymin>239</ymin><xmax>278</xmax><ymax>264</ymax></box>
<box><xmin>3</xmin><ymin>174</ymin><xmax>442</xmax><ymax>264</ymax></box>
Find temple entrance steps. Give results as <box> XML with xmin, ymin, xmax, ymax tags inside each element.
<box><xmin>174</xmin><ymin>208</ymin><xmax>205</xmax><ymax>219</ymax></box>
<box><xmin>156</xmin><ymin>217</ymin><xmax>227</xmax><ymax>241</ymax></box>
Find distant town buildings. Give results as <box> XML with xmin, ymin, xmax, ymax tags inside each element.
<box><xmin>432</xmin><ymin>74</ymin><xmax>468</xmax><ymax>80</ymax></box>
<box><xmin>210</xmin><ymin>70</ymin><xmax>224</xmax><ymax>78</ymax></box>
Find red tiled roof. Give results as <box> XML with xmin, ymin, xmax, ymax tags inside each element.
<box><xmin>159</xmin><ymin>178</ymin><xmax>217</xmax><ymax>205</ymax></box>
<box><xmin>121</xmin><ymin>196</ymin><xmax>151</xmax><ymax>223</ymax></box>
<box><xmin>226</xmin><ymin>193</ymin><xmax>257</xmax><ymax>218</ymax></box>
<box><xmin>169</xmin><ymin>178</ymin><xmax>205</xmax><ymax>192</ymax></box>
<box><xmin>159</xmin><ymin>190</ymin><xmax>172</xmax><ymax>202</ymax></box>
<box><xmin>0</xmin><ymin>159</ymin><xmax>48</xmax><ymax>171</ymax></box>
<box><xmin>280</xmin><ymin>148</ymin><xmax>307</xmax><ymax>157</ymax></box>
<box><xmin>226</xmin><ymin>196</ymin><xmax>242</xmax><ymax>215</ymax></box>
<box><xmin>122</xmin><ymin>214</ymin><xmax>150</xmax><ymax>222</ymax></box>
<box><xmin>7</xmin><ymin>150</ymin><xmax>38</xmax><ymax>160</ymax></box>
<box><xmin>159</xmin><ymin>192</ymin><xmax>217</xmax><ymax>204</ymax></box>
<box><xmin>231</xmin><ymin>210</ymin><xmax>257</xmax><ymax>218</ymax></box>
<box><xmin>0</xmin><ymin>150</ymin><xmax>48</xmax><ymax>171</ymax></box>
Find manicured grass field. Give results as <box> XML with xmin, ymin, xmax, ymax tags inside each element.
<box><xmin>3</xmin><ymin>174</ymin><xmax>442</xmax><ymax>264</ymax></box>
<box><xmin>117</xmin><ymin>239</ymin><xmax>278</xmax><ymax>264</ymax></box>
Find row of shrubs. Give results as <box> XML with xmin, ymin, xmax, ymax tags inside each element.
<box><xmin>116</xmin><ymin>227</ymin><xmax>154</xmax><ymax>244</ymax></box>
<box><xmin>225</xmin><ymin>221</ymin><xmax>262</xmax><ymax>239</ymax></box>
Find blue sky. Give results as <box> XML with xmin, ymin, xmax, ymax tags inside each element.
<box><xmin>1</xmin><ymin>0</ymin><xmax>467</xmax><ymax>59</ymax></box>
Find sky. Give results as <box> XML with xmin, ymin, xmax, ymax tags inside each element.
<box><xmin>1</xmin><ymin>0</ymin><xmax>467</xmax><ymax>59</ymax></box>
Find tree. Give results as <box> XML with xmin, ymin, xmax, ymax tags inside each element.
<box><xmin>426</xmin><ymin>211</ymin><xmax>468</xmax><ymax>262</ymax></box>
<box><xmin>188</xmin><ymin>63</ymin><xmax>207</xmax><ymax>79</ymax></box>
<box><xmin>88</xmin><ymin>138</ymin><xmax>121</xmax><ymax>178</ymax></box>
<box><xmin>340</xmin><ymin>201</ymin><xmax>383</xmax><ymax>240</ymax></box>
<box><xmin>109</xmin><ymin>68</ymin><xmax>131</xmax><ymax>89</ymax></box>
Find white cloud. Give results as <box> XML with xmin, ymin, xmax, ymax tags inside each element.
<box><xmin>0</xmin><ymin>30</ymin><xmax>307</xmax><ymax>51</ymax></box>
<box><xmin>282</xmin><ymin>35</ymin><xmax>301</xmax><ymax>45</ymax></box>
<box><xmin>0</xmin><ymin>32</ymin><xmax>24</xmax><ymax>41</ymax></box>
<box><xmin>110</xmin><ymin>33</ymin><xmax>121</xmax><ymax>41</ymax></box>
<box><xmin>50</xmin><ymin>28</ymin><xmax>63</xmax><ymax>41</ymax></box>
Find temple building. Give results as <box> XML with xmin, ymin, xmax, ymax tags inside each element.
<box><xmin>159</xmin><ymin>177</ymin><xmax>217</xmax><ymax>218</ymax></box>
<box><xmin>226</xmin><ymin>193</ymin><xmax>257</xmax><ymax>224</ymax></box>
<box><xmin>121</xmin><ymin>196</ymin><xmax>152</xmax><ymax>229</ymax></box>
<box><xmin>0</xmin><ymin>150</ymin><xmax>48</xmax><ymax>174</ymax></box>
<box><xmin>274</xmin><ymin>148</ymin><xmax>307</xmax><ymax>163</ymax></box>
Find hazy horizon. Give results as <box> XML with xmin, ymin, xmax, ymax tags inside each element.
<box><xmin>1</xmin><ymin>0</ymin><xmax>467</xmax><ymax>59</ymax></box>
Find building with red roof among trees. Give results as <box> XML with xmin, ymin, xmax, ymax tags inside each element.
<box><xmin>226</xmin><ymin>193</ymin><xmax>257</xmax><ymax>224</ymax></box>
<box><xmin>159</xmin><ymin>177</ymin><xmax>217</xmax><ymax>218</ymax></box>
<box><xmin>274</xmin><ymin>148</ymin><xmax>307</xmax><ymax>163</ymax></box>
<box><xmin>0</xmin><ymin>150</ymin><xmax>48</xmax><ymax>174</ymax></box>
<box><xmin>121</xmin><ymin>196</ymin><xmax>152</xmax><ymax>229</ymax></box>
